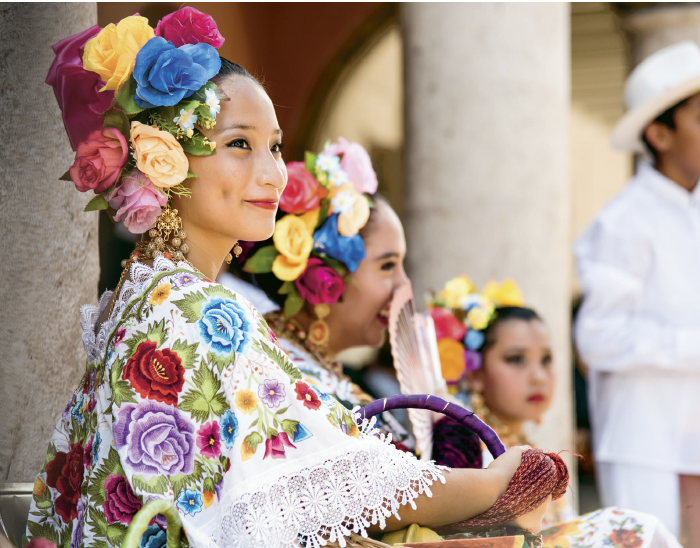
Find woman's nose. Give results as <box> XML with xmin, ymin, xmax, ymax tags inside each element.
<box><xmin>394</xmin><ymin>265</ymin><xmax>409</xmax><ymax>288</ymax></box>
<box><xmin>257</xmin><ymin>150</ymin><xmax>286</xmax><ymax>190</ymax></box>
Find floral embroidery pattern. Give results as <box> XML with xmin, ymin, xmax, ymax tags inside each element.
<box><xmin>122</xmin><ymin>340</ymin><xmax>185</xmax><ymax>405</ymax></box>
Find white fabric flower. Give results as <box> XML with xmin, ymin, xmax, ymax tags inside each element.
<box><xmin>174</xmin><ymin>108</ymin><xmax>198</xmax><ymax>131</ymax></box>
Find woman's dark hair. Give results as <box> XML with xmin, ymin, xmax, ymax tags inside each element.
<box><xmin>359</xmin><ymin>192</ymin><xmax>391</xmax><ymax>240</ymax></box>
<box><xmin>641</xmin><ymin>97</ymin><xmax>689</xmax><ymax>163</ymax></box>
<box><xmin>479</xmin><ymin>306</ymin><xmax>542</xmax><ymax>352</ymax></box>
<box><xmin>212</xmin><ymin>57</ymin><xmax>262</xmax><ymax>87</ymax></box>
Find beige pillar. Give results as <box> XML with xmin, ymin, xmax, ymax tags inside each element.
<box><xmin>624</xmin><ymin>5</ymin><xmax>700</xmax><ymax>66</ymax></box>
<box><xmin>0</xmin><ymin>2</ymin><xmax>100</xmax><ymax>482</ymax></box>
<box><xmin>402</xmin><ymin>3</ymin><xmax>572</xmax><ymax>457</ymax></box>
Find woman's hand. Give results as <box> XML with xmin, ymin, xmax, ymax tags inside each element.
<box><xmin>508</xmin><ymin>494</ymin><xmax>551</xmax><ymax>533</ymax></box>
<box><xmin>487</xmin><ymin>445</ymin><xmax>529</xmax><ymax>494</ymax></box>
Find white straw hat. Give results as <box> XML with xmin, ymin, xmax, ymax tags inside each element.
<box><xmin>611</xmin><ymin>40</ymin><xmax>700</xmax><ymax>153</ymax></box>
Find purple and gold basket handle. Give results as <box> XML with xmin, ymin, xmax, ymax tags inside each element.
<box><xmin>356</xmin><ymin>394</ymin><xmax>507</xmax><ymax>460</ymax></box>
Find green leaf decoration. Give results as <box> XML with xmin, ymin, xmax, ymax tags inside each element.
<box><xmin>60</xmin><ymin>170</ymin><xmax>72</xmax><ymax>182</ymax></box>
<box><xmin>59</xmin><ymin>520</ymin><xmax>74</xmax><ymax>548</ymax></box>
<box><xmin>244</xmin><ymin>432</ymin><xmax>263</xmax><ymax>452</ymax></box>
<box><xmin>185</xmin><ymin>172</ymin><xmax>197</xmax><ymax>180</ymax></box>
<box><xmin>281</xmin><ymin>419</ymin><xmax>299</xmax><ymax>439</ymax></box>
<box><xmin>106</xmin><ymin>523</ymin><xmax>128</xmax><ymax>547</ymax></box>
<box><xmin>84</xmin><ymin>194</ymin><xmax>109</xmax><ymax>212</ymax></box>
<box><xmin>171</xmin><ymin>339</ymin><xmax>200</xmax><ymax>369</ymax></box>
<box><xmin>28</xmin><ymin>520</ymin><xmax>60</xmax><ymax>547</ymax></box>
<box><xmin>131</xmin><ymin>474</ymin><xmax>169</xmax><ymax>495</ymax></box>
<box><xmin>172</xmin><ymin>291</ymin><xmax>208</xmax><ymax>323</ymax></box>
<box><xmin>143</xmin><ymin>318</ymin><xmax>168</xmax><ymax>348</ymax></box>
<box><xmin>259</xmin><ymin>341</ymin><xmax>301</xmax><ymax>382</ymax></box>
<box><xmin>178</xmin><ymin>366</ymin><xmax>227</xmax><ymax>421</ymax></box>
<box><xmin>305</xmin><ymin>151</ymin><xmax>317</xmax><ymax>175</ymax></box>
<box><xmin>203</xmin><ymin>284</ymin><xmax>236</xmax><ymax>301</ymax></box>
<box><xmin>115</xmin><ymin>76</ymin><xmax>144</xmax><ymax>116</ymax></box>
<box><xmin>111</xmin><ymin>358</ymin><xmax>125</xmax><ymax>387</ymax></box>
<box><xmin>203</xmin><ymin>477</ymin><xmax>215</xmax><ymax>494</ymax></box>
<box><xmin>319</xmin><ymin>256</ymin><xmax>346</xmax><ymax>276</ymax></box>
<box><xmin>87</xmin><ymin>505</ymin><xmax>108</xmax><ymax>538</ymax></box>
<box><xmin>205</xmin><ymin>351</ymin><xmax>234</xmax><ymax>375</ymax></box>
<box><xmin>243</xmin><ymin>245</ymin><xmax>278</xmax><ymax>274</ymax></box>
<box><xmin>123</xmin><ymin>331</ymin><xmax>148</xmax><ymax>358</ymax></box>
<box><xmin>283</xmin><ymin>290</ymin><xmax>304</xmax><ymax>319</ymax></box>
<box><xmin>278</xmin><ymin>281</ymin><xmax>294</xmax><ymax>295</ymax></box>
<box><xmin>181</xmin><ymin>137</ymin><xmax>214</xmax><ymax>156</ymax></box>
<box><xmin>111</xmin><ymin>379</ymin><xmax>137</xmax><ymax>407</ymax></box>
<box><xmin>45</xmin><ymin>442</ymin><xmax>58</xmax><ymax>467</ymax></box>
<box><xmin>102</xmin><ymin>108</ymin><xmax>130</xmax><ymax>139</ymax></box>
<box><xmin>316</xmin><ymin>201</ymin><xmax>329</xmax><ymax>228</ymax></box>
<box><xmin>87</xmin><ymin>447</ymin><xmax>125</xmax><ymax>506</ymax></box>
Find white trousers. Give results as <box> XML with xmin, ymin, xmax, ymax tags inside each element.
<box><xmin>596</xmin><ymin>461</ymin><xmax>680</xmax><ymax>538</ymax></box>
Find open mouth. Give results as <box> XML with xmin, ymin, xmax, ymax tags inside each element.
<box><xmin>377</xmin><ymin>309</ymin><xmax>389</xmax><ymax>326</ymax></box>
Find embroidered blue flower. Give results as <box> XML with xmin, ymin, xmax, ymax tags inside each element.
<box><xmin>197</xmin><ymin>296</ymin><xmax>251</xmax><ymax>357</ymax></box>
<box><xmin>313</xmin><ymin>214</ymin><xmax>366</xmax><ymax>273</ymax></box>
<box><xmin>464</xmin><ymin>329</ymin><xmax>485</xmax><ymax>350</ymax></box>
<box><xmin>310</xmin><ymin>385</ymin><xmax>336</xmax><ymax>409</ymax></box>
<box><xmin>290</xmin><ymin>423</ymin><xmax>313</xmax><ymax>443</ymax></box>
<box><xmin>139</xmin><ymin>524</ymin><xmax>167</xmax><ymax>548</ymax></box>
<box><xmin>176</xmin><ymin>488</ymin><xmax>203</xmax><ymax>516</ymax></box>
<box><xmin>71</xmin><ymin>395</ymin><xmax>85</xmax><ymax>424</ymax></box>
<box><xmin>92</xmin><ymin>431</ymin><xmax>102</xmax><ymax>465</ymax></box>
<box><xmin>220</xmin><ymin>410</ymin><xmax>239</xmax><ymax>450</ymax></box>
<box><xmin>133</xmin><ymin>37</ymin><xmax>221</xmax><ymax>108</ymax></box>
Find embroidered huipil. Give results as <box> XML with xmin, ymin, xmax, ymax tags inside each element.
<box><xmin>26</xmin><ymin>257</ymin><xmax>444</xmax><ymax>548</ymax></box>
<box><xmin>575</xmin><ymin>161</ymin><xmax>700</xmax><ymax>473</ymax></box>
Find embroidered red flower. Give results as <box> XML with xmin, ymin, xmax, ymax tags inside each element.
<box><xmin>610</xmin><ymin>529</ymin><xmax>643</xmax><ymax>548</ymax></box>
<box><xmin>294</xmin><ymin>382</ymin><xmax>321</xmax><ymax>410</ymax></box>
<box><xmin>122</xmin><ymin>340</ymin><xmax>185</xmax><ymax>405</ymax></box>
<box><xmin>45</xmin><ymin>442</ymin><xmax>84</xmax><ymax>524</ymax></box>
<box><xmin>196</xmin><ymin>421</ymin><xmax>221</xmax><ymax>459</ymax></box>
<box><xmin>263</xmin><ymin>432</ymin><xmax>295</xmax><ymax>460</ymax></box>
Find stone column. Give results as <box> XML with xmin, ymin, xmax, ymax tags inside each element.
<box><xmin>0</xmin><ymin>3</ymin><xmax>100</xmax><ymax>482</ymax></box>
<box><xmin>623</xmin><ymin>5</ymin><xmax>700</xmax><ymax>66</ymax></box>
<box><xmin>402</xmin><ymin>3</ymin><xmax>572</xmax><ymax>456</ymax></box>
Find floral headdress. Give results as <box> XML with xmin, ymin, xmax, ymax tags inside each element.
<box><xmin>427</xmin><ymin>276</ymin><xmax>525</xmax><ymax>385</ymax></box>
<box><xmin>244</xmin><ymin>138</ymin><xmax>378</xmax><ymax>345</ymax></box>
<box><xmin>48</xmin><ymin>7</ymin><xmax>227</xmax><ymax>251</ymax></box>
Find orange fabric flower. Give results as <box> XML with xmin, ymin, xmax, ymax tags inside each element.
<box><xmin>149</xmin><ymin>283</ymin><xmax>171</xmax><ymax>306</ymax></box>
<box><xmin>234</xmin><ymin>389</ymin><xmax>257</xmax><ymax>415</ymax></box>
<box><xmin>438</xmin><ymin>338</ymin><xmax>466</xmax><ymax>382</ymax></box>
<box><xmin>240</xmin><ymin>440</ymin><xmax>256</xmax><ymax>461</ymax></box>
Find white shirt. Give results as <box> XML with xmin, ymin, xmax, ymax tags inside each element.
<box><xmin>575</xmin><ymin>162</ymin><xmax>700</xmax><ymax>474</ymax></box>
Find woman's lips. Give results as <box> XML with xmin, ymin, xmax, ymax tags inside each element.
<box><xmin>527</xmin><ymin>394</ymin><xmax>545</xmax><ymax>403</ymax></box>
<box><xmin>377</xmin><ymin>309</ymin><xmax>389</xmax><ymax>327</ymax></box>
<box><xmin>246</xmin><ymin>200</ymin><xmax>278</xmax><ymax>210</ymax></box>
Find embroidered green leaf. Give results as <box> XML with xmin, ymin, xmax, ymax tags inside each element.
<box><xmin>111</xmin><ymin>379</ymin><xmax>137</xmax><ymax>407</ymax></box>
<box><xmin>28</xmin><ymin>520</ymin><xmax>60</xmax><ymax>546</ymax></box>
<box><xmin>115</xmin><ymin>76</ymin><xmax>144</xmax><ymax>116</ymax></box>
<box><xmin>146</xmin><ymin>318</ymin><xmax>168</xmax><ymax>348</ymax></box>
<box><xmin>304</xmin><ymin>151</ymin><xmax>317</xmax><ymax>174</ymax></box>
<box><xmin>203</xmin><ymin>284</ymin><xmax>236</xmax><ymax>301</ymax></box>
<box><xmin>284</xmin><ymin>290</ymin><xmax>304</xmax><ymax>319</ymax></box>
<box><xmin>123</xmin><ymin>332</ymin><xmax>148</xmax><ymax>358</ymax></box>
<box><xmin>281</xmin><ymin>419</ymin><xmax>299</xmax><ymax>439</ymax></box>
<box><xmin>172</xmin><ymin>291</ymin><xmax>208</xmax><ymax>323</ymax></box>
<box><xmin>45</xmin><ymin>442</ymin><xmax>58</xmax><ymax>467</ymax></box>
<box><xmin>203</xmin><ymin>477</ymin><xmax>215</xmax><ymax>494</ymax></box>
<box><xmin>111</xmin><ymin>358</ymin><xmax>125</xmax><ymax>386</ymax></box>
<box><xmin>87</xmin><ymin>447</ymin><xmax>124</xmax><ymax>506</ymax></box>
<box><xmin>84</xmin><ymin>194</ymin><xmax>109</xmax><ymax>212</ymax></box>
<box><xmin>106</xmin><ymin>523</ymin><xmax>128</xmax><ymax>547</ymax></box>
<box><xmin>274</xmin><ymin>406</ymin><xmax>290</xmax><ymax>416</ymax></box>
<box><xmin>131</xmin><ymin>474</ymin><xmax>168</xmax><ymax>495</ymax></box>
<box><xmin>244</xmin><ymin>432</ymin><xmax>263</xmax><ymax>452</ymax></box>
<box><xmin>169</xmin><ymin>474</ymin><xmax>190</xmax><ymax>500</ymax></box>
<box><xmin>278</xmin><ymin>281</ymin><xmax>294</xmax><ymax>295</ymax></box>
<box><xmin>92</xmin><ymin>540</ymin><xmax>109</xmax><ymax>548</ymax></box>
<box><xmin>243</xmin><ymin>245</ymin><xmax>278</xmax><ymax>274</ymax></box>
<box><xmin>172</xmin><ymin>339</ymin><xmax>200</xmax><ymax>369</ymax></box>
<box><xmin>59</xmin><ymin>518</ymin><xmax>74</xmax><ymax>548</ymax></box>
<box><xmin>205</xmin><ymin>351</ymin><xmax>234</xmax><ymax>374</ymax></box>
<box><xmin>259</xmin><ymin>341</ymin><xmax>301</xmax><ymax>382</ymax></box>
<box><xmin>178</xmin><ymin>366</ymin><xmax>228</xmax><ymax>421</ymax></box>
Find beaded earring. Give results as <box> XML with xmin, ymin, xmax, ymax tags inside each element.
<box><xmin>123</xmin><ymin>205</ymin><xmax>188</xmax><ymax>267</ymax></box>
<box><xmin>224</xmin><ymin>242</ymin><xmax>243</xmax><ymax>265</ymax></box>
<box><xmin>308</xmin><ymin>303</ymin><xmax>331</xmax><ymax>348</ymax></box>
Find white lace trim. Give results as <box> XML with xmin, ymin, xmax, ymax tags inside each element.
<box><xmin>208</xmin><ymin>435</ymin><xmax>446</xmax><ymax>548</ymax></box>
<box><xmin>80</xmin><ymin>256</ymin><xmax>193</xmax><ymax>363</ymax></box>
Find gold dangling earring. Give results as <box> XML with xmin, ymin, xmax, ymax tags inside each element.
<box><xmin>132</xmin><ymin>204</ymin><xmax>188</xmax><ymax>263</ymax></box>
<box><xmin>233</xmin><ymin>241</ymin><xmax>243</xmax><ymax>258</ymax></box>
<box><xmin>308</xmin><ymin>303</ymin><xmax>331</xmax><ymax>349</ymax></box>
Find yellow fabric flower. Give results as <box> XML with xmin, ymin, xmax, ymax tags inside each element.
<box><xmin>83</xmin><ymin>16</ymin><xmax>154</xmax><ymax>91</ymax></box>
<box><xmin>203</xmin><ymin>490</ymin><xmax>215</xmax><ymax>508</ymax></box>
<box><xmin>33</xmin><ymin>477</ymin><xmax>47</xmax><ymax>497</ymax></box>
<box><xmin>438</xmin><ymin>338</ymin><xmax>466</xmax><ymax>382</ymax></box>
<box><xmin>442</xmin><ymin>275</ymin><xmax>474</xmax><ymax>309</ymax></box>
<box><xmin>483</xmin><ymin>279</ymin><xmax>524</xmax><ymax>306</ymax></box>
<box><xmin>467</xmin><ymin>306</ymin><xmax>490</xmax><ymax>330</ymax></box>
<box><xmin>542</xmin><ymin>519</ymin><xmax>583</xmax><ymax>548</ymax></box>
<box><xmin>240</xmin><ymin>440</ymin><xmax>256</xmax><ymax>462</ymax></box>
<box><xmin>130</xmin><ymin>122</ymin><xmax>188</xmax><ymax>188</ymax></box>
<box><xmin>338</xmin><ymin>193</ymin><xmax>370</xmax><ymax>237</ymax></box>
<box><xmin>149</xmin><ymin>283</ymin><xmax>171</xmax><ymax>306</ymax></box>
<box><xmin>271</xmin><ymin>210</ymin><xmax>317</xmax><ymax>281</ymax></box>
<box><xmin>235</xmin><ymin>389</ymin><xmax>258</xmax><ymax>415</ymax></box>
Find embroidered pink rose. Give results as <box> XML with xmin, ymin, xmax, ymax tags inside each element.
<box><xmin>263</xmin><ymin>432</ymin><xmax>295</xmax><ymax>460</ymax></box>
<box><xmin>323</xmin><ymin>137</ymin><xmax>378</xmax><ymax>195</ymax></box>
<box><xmin>70</xmin><ymin>128</ymin><xmax>128</xmax><ymax>194</ymax></box>
<box><xmin>107</xmin><ymin>170</ymin><xmax>167</xmax><ymax>234</ymax></box>
<box><xmin>294</xmin><ymin>258</ymin><xmax>344</xmax><ymax>305</ymax></box>
<box><xmin>154</xmin><ymin>7</ymin><xmax>225</xmax><ymax>48</ymax></box>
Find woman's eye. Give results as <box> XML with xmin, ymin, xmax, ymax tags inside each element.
<box><xmin>505</xmin><ymin>355</ymin><xmax>525</xmax><ymax>366</ymax></box>
<box><xmin>227</xmin><ymin>138</ymin><xmax>250</xmax><ymax>149</ymax></box>
<box><xmin>271</xmin><ymin>142</ymin><xmax>285</xmax><ymax>154</ymax></box>
<box><xmin>380</xmin><ymin>261</ymin><xmax>396</xmax><ymax>272</ymax></box>
<box><xmin>542</xmin><ymin>354</ymin><xmax>553</xmax><ymax>367</ymax></box>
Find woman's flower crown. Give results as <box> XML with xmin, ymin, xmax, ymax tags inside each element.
<box><xmin>427</xmin><ymin>276</ymin><xmax>524</xmax><ymax>384</ymax></box>
<box><xmin>244</xmin><ymin>138</ymin><xmax>378</xmax><ymax>318</ymax></box>
<box><xmin>47</xmin><ymin>7</ymin><xmax>226</xmax><ymax>234</ymax></box>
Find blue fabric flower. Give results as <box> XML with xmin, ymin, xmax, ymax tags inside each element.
<box><xmin>290</xmin><ymin>423</ymin><xmax>313</xmax><ymax>443</ymax></box>
<box><xmin>139</xmin><ymin>524</ymin><xmax>167</xmax><ymax>548</ymax></box>
<box><xmin>220</xmin><ymin>410</ymin><xmax>239</xmax><ymax>450</ymax></box>
<box><xmin>464</xmin><ymin>328</ymin><xmax>485</xmax><ymax>350</ymax></box>
<box><xmin>310</xmin><ymin>385</ymin><xmax>336</xmax><ymax>409</ymax></box>
<box><xmin>197</xmin><ymin>296</ymin><xmax>251</xmax><ymax>357</ymax></box>
<box><xmin>133</xmin><ymin>37</ymin><xmax>221</xmax><ymax>108</ymax></box>
<box><xmin>92</xmin><ymin>431</ymin><xmax>102</xmax><ymax>465</ymax></box>
<box><xmin>176</xmin><ymin>488</ymin><xmax>203</xmax><ymax>516</ymax></box>
<box><xmin>71</xmin><ymin>395</ymin><xmax>85</xmax><ymax>424</ymax></box>
<box><xmin>313</xmin><ymin>214</ymin><xmax>366</xmax><ymax>273</ymax></box>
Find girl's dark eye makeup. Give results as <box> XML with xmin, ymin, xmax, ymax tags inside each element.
<box><xmin>381</xmin><ymin>261</ymin><xmax>396</xmax><ymax>272</ymax></box>
<box><xmin>542</xmin><ymin>354</ymin><xmax>553</xmax><ymax>366</ymax></box>
<box><xmin>505</xmin><ymin>354</ymin><xmax>525</xmax><ymax>365</ymax></box>
<box><xmin>272</xmin><ymin>142</ymin><xmax>285</xmax><ymax>153</ymax></box>
<box><xmin>227</xmin><ymin>138</ymin><xmax>250</xmax><ymax>149</ymax></box>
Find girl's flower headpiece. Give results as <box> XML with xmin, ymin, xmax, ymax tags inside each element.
<box><xmin>427</xmin><ymin>276</ymin><xmax>524</xmax><ymax>385</ymax></box>
<box><xmin>244</xmin><ymin>138</ymin><xmax>377</xmax><ymax>319</ymax></box>
<box><xmin>47</xmin><ymin>7</ymin><xmax>226</xmax><ymax>235</ymax></box>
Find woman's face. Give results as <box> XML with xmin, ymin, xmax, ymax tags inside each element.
<box><xmin>468</xmin><ymin>318</ymin><xmax>554</xmax><ymax>425</ymax></box>
<box><xmin>174</xmin><ymin>75</ymin><xmax>287</xmax><ymax>245</ymax></box>
<box><xmin>326</xmin><ymin>200</ymin><xmax>408</xmax><ymax>352</ymax></box>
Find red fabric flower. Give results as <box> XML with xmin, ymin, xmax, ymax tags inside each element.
<box><xmin>196</xmin><ymin>421</ymin><xmax>221</xmax><ymax>459</ymax></box>
<box><xmin>610</xmin><ymin>529</ymin><xmax>643</xmax><ymax>548</ymax></box>
<box><xmin>428</xmin><ymin>307</ymin><xmax>467</xmax><ymax>341</ymax></box>
<box><xmin>279</xmin><ymin>162</ymin><xmax>327</xmax><ymax>214</ymax></box>
<box><xmin>294</xmin><ymin>382</ymin><xmax>321</xmax><ymax>410</ymax></box>
<box><xmin>45</xmin><ymin>442</ymin><xmax>84</xmax><ymax>524</ymax></box>
<box><xmin>103</xmin><ymin>474</ymin><xmax>142</xmax><ymax>524</ymax></box>
<box><xmin>70</xmin><ymin>128</ymin><xmax>129</xmax><ymax>194</ymax></box>
<box><xmin>122</xmin><ymin>340</ymin><xmax>185</xmax><ymax>405</ymax></box>
<box><xmin>263</xmin><ymin>432</ymin><xmax>295</xmax><ymax>460</ymax></box>
<box><xmin>154</xmin><ymin>7</ymin><xmax>225</xmax><ymax>48</ymax></box>
<box><xmin>295</xmin><ymin>258</ymin><xmax>344</xmax><ymax>305</ymax></box>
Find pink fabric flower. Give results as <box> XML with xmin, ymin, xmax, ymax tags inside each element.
<box><xmin>263</xmin><ymin>432</ymin><xmax>295</xmax><ymax>460</ymax></box>
<box><xmin>295</xmin><ymin>258</ymin><xmax>344</xmax><ymax>305</ymax></box>
<box><xmin>428</xmin><ymin>307</ymin><xmax>467</xmax><ymax>341</ymax></box>
<box><xmin>280</xmin><ymin>162</ymin><xmax>327</xmax><ymax>214</ymax></box>
<box><xmin>70</xmin><ymin>128</ymin><xmax>128</xmax><ymax>194</ymax></box>
<box><xmin>46</xmin><ymin>25</ymin><xmax>114</xmax><ymax>151</ymax></box>
<box><xmin>324</xmin><ymin>137</ymin><xmax>378</xmax><ymax>194</ymax></box>
<box><xmin>154</xmin><ymin>7</ymin><xmax>225</xmax><ymax>48</ymax></box>
<box><xmin>196</xmin><ymin>421</ymin><xmax>221</xmax><ymax>459</ymax></box>
<box><xmin>107</xmin><ymin>170</ymin><xmax>167</xmax><ymax>234</ymax></box>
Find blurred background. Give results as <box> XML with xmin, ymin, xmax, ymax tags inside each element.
<box><xmin>4</xmin><ymin>1</ymin><xmax>700</xmax><ymax>517</ymax></box>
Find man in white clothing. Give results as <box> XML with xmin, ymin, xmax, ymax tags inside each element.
<box><xmin>575</xmin><ymin>41</ymin><xmax>700</xmax><ymax>544</ymax></box>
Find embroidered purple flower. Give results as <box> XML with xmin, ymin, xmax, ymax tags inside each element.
<box><xmin>113</xmin><ymin>402</ymin><xmax>195</xmax><ymax>478</ymax></box>
<box><xmin>113</xmin><ymin>326</ymin><xmax>127</xmax><ymax>348</ymax></box>
<box><xmin>83</xmin><ymin>435</ymin><xmax>95</xmax><ymax>469</ymax></box>
<box><xmin>258</xmin><ymin>379</ymin><xmax>285</xmax><ymax>408</ymax></box>
<box><xmin>139</xmin><ymin>524</ymin><xmax>167</xmax><ymax>548</ymax></box>
<box><xmin>219</xmin><ymin>410</ymin><xmax>238</xmax><ymax>450</ymax></box>
<box><xmin>196</xmin><ymin>421</ymin><xmax>221</xmax><ymax>459</ymax></box>
<box><xmin>70</xmin><ymin>498</ymin><xmax>86</xmax><ymax>548</ymax></box>
<box><xmin>176</xmin><ymin>488</ymin><xmax>203</xmax><ymax>516</ymax></box>
<box><xmin>174</xmin><ymin>271</ymin><xmax>198</xmax><ymax>287</ymax></box>
<box><xmin>103</xmin><ymin>474</ymin><xmax>142</xmax><ymax>524</ymax></box>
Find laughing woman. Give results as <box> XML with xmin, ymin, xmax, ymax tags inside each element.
<box><xmin>28</xmin><ymin>10</ymin><xmax>546</xmax><ymax>548</ymax></box>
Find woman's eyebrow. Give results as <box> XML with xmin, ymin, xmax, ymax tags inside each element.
<box><xmin>374</xmin><ymin>251</ymin><xmax>400</xmax><ymax>261</ymax></box>
<box><xmin>218</xmin><ymin>125</ymin><xmax>283</xmax><ymax>137</ymax></box>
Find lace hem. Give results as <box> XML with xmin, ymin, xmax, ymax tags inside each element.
<box><xmin>208</xmin><ymin>435</ymin><xmax>446</xmax><ymax>548</ymax></box>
